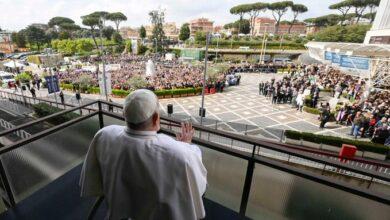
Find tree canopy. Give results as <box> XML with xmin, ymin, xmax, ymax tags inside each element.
<box><xmin>139</xmin><ymin>26</ymin><xmax>146</xmax><ymax>39</ymax></box>
<box><xmin>24</xmin><ymin>25</ymin><xmax>48</xmax><ymax>51</ymax></box>
<box><xmin>289</xmin><ymin>4</ymin><xmax>308</xmax><ymax>33</ymax></box>
<box><xmin>48</xmin><ymin>17</ymin><xmax>75</xmax><ymax>28</ymax></box>
<box><xmin>107</xmin><ymin>12</ymin><xmax>127</xmax><ymax>31</ymax></box>
<box><xmin>179</xmin><ymin>23</ymin><xmax>190</xmax><ymax>41</ymax></box>
<box><xmin>268</xmin><ymin>1</ymin><xmax>294</xmax><ymax>34</ymax></box>
<box><xmin>149</xmin><ymin>9</ymin><xmax>166</xmax><ymax>52</ymax></box>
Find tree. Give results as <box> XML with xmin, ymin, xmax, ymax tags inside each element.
<box><xmin>365</xmin><ymin>0</ymin><xmax>380</xmax><ymax>23</ymax></box>
<box><xmin>102</xmin><ymin>26</ymin><xmax>115</xmax><ymax>40</ymax></box>
<box><xmin>329</xmin><ymin>1</ymin><xmax>353</xmax><ymax>25</ymax></box>
<box><xmin>268</xmin><ymin>1</ymin><xmax>294</xmax><ymax>34</ymax></box>
<box><xmin>289</xmin><ymin>4</ymin><xmax>308</xmax><ymax>34</ymax></box>
<box><xmin>305</xmin><ymin>14</ymin><xmax>341</xmax><ymax>27</ymax></box>
<box><xmin>113</xmin><ymin>32</ymin><xmax>123</xmax><ymax>44</ymax></box>
<box><xmin>139</xmin><ymin>25</ymin><xmax>146</xmax><ymax>39</ymax></box>
<box><xmin>230</xmin><ymin>5</ymin><xmax>248</xmax><ymax>34</ymax></box>
<box><xmin>48</xmin><ymin>17</ymin><xmax>75</xmax><ymax>29</ymax></box>
<box><xmin>107</xmin><ymin>12</ymin><xmax>127</xmax><ymax>31</ymax></box>
<box><xmin>25</xmin><ymin>25</ymin><xmax>48</xmax><ymax>51</ymax></box>
<box><xmin>363</xmin><ymin>12</ymin><xmax>376</xmax><ymax>24</ymax></box>
<box><xmin>179</xmin><ymin>23</ymin><xmax>190</xmax><ymax>41</ymax></box>
<box><xmin>149</xmin><ymin>9</ymin><xmax>166</xmax><ymax>52</ymax></box>
<box><xmin>350</xmin><ymin>0</ymin><xmax>368</xmax><ymax>24</ymax></box>
<box><xmin>313</xmin><ymin>24</ymin><xmax>370</xmax><ymax>43</ymax></box>
<box><xmin>194</xmin><ymin>31</ymin><xmax>206</xmax><ymax>42</ymax></box>
<box><xmin>11</xmin><ymin>31</ymin><xmax>27</xmax><ymax>48</ymax></box>
<box><xmin>81</xmin><ymin>12</ymin><xmax>109</xmax><ymax>47</ymax></box>
<box><xmin>247</xmin><ymin>3</ymin><xmax>268</xmax><ymax>36</ymax></box>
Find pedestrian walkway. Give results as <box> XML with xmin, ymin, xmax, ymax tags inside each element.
<box><xmin>1</xmin><ymin>73</ymin><xmax>355</xmax><ymax>141</ymax></box>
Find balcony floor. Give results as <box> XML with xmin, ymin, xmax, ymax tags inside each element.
<box><xmin>0</xmin><ymin>164</ymin><xmax>246</xmax><ymax>220</ymax></box>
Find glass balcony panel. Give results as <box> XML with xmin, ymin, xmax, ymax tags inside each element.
<box><xmin>246</xmin><ymin>163</ymin><xmax>390</xmax><ymax>220</ymax></box>
<box><xmin>199</xmin><ymin>146</ymin><xmax>246</xmax><ymax>212</ymax></box>
<box><xmin>0</xmin><ymin>116</ymin><xmax>100</xmax><ymax>202</ymax></box>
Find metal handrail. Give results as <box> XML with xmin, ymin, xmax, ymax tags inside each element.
<box><xmin>100</xmin><ymin>100</ymin><xmax>390</xmax><ymax>169</ymax></box>
<box><xmin>0</xmin><ymin>100</ymin><xmax>98</xmax><ymax>138</ymax></box>
<box><xmin>103</xmin><ymin>110</ymin><xmax>390</xmax><ymax>183</ymax></box>
<box><xmin>0</xmin><ymin>100</ymin><xmax>387</xmax><ymax>217</ymax></box>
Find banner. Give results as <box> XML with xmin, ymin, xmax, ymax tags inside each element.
<box><xmin>45</xmin><ymin>75</ymin><xmax>60</xmax><ymax>94</ymax></box>
<box><xmin>331</xmin><ymin>53</ymin><xmax>341</xmax><ymax>64</ymax></box>
<box><xmin>324</xmin><ymin>51</ymin><xmax>332</xmax><ymax>60</ymax></box>
<box><xmin>340</xmin><ymin>55</ymin><xmax>370</xmax><ymax>70</ymax></box>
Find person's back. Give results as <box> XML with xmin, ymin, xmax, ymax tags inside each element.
<box><xmin>80</xmin><ymin>89</ymin><xmax>207</xmax><ymax>220</ymax></box>
<box><xmin>82</xmin><ymin>125</ymin><xmax>206</xmax><ymax>220</ymax></box>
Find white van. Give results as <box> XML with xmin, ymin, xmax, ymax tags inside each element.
<box><xmin>0</xmin><ymin>71</ymin><xmax>15</xmax><ymax>86</ymax></box>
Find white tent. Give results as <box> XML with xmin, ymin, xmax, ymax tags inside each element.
<box><xmin>2</xmin><ymin>61</ymin><xmax>25</xmax><ymax>68</ymax></box>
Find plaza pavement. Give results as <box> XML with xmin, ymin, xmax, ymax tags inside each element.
<box><xmin>1</xmin><ymin>73</ymin><xmax>353</xmax><ymax>141</ymax></box>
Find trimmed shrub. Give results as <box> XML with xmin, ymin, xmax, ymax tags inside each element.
<box><xmin>32</xmin><ymin>103</ymin><xmax>79</xmax><ymax>125</ymax></box>
<box><xmin>303</xmin><ymin>106</ymin><xmax>321</xmax><ymax>115</ymax></box>
<box><xmin>285</xmin><ymin>130</ymin><xmax>389</xmax><ymax>155</ymax></box>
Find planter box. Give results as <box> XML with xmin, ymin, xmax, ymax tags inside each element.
<box><xmin>284</xmin><ymin>138</ymin><xmax>301</xmax><ymax>146</ymax></box>
<box><xmin>363</xmin><ymin>151</ymin><xmax>387</xmax><ymax>161</ymax></box>
<box><xmin>320</xmin><ymin>144</ymin><xmax>340</xmax><ymax>153</ymax></box>
<box><xmin>301</xmin><ymin>140</ymin><xmax>321</xmax><ymax>149</ymax></box>
<box><xmin>173</xmin><ymin>95</ymin><xmax>180</xmax><ymax>98</ymax></box>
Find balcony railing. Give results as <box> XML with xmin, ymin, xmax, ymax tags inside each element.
<box><xmin>0</xmin><ymin>93</ymin><xmax>388</xmax><ymax>219</ymax></box>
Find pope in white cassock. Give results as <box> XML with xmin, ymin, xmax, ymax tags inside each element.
<box><xmin>80</xmin><ymin>89</ymin><xmax>207</xmax><ymax>220</ymax></box>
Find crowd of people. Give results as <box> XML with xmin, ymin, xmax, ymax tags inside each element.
<box><xmin>258</xmin><ymin>64</ymin><xmax>390</xmax><ymax>144</ymax></box>
<box><xmin>58</xmin><ymin>54</ymin><xmax>228</xmax><ymax>91</ymax></box>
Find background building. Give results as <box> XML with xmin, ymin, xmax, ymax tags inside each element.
<box><xmin>189</xmin><ymin>18</ymin><xmax>214</xmax><ymax>35</ymax></box>
<box><xmin>144</xmin><ymin>22</ymin><xmax>179</xmax><ymax>39</ymax></box>
<box><xmin>0</xmin><ymin>32</ymin><xmax>16</xmax><ymax>54</ymax></box>
<box><xmin>119</xmin><ymin>27</ymin><xmax>139</xmax><ymax>39</ymax></box>
<box><xmin>252</xmin><ymin>17</ymin><xmax>306</xmax><ymax>36</ymax></box>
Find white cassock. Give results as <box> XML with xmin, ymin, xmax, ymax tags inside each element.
<box><xmin>80</xmin><ymin>125</ymin><xmax>207</xmax><ymax>220</ymax></box>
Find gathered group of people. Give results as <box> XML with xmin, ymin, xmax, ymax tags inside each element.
<box><xmin>258</xmin><ymin>63</ymin><xmax>390</xmax><ymax>144</ymax></box>
<box><xmin>58</xmin><ymin>54</ymin><xmax>229</xmax><ymax>91</ymax></box>
<box><xmin>335</xmin><ymin>91</ymin><xmax>390</xmax><ymax>144</ymax></box>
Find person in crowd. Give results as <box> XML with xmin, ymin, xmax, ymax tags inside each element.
<box><xmin>350</xmin><ymin>111</ymin><xmax>364</xmax><ymax>138</ymax></box>
<box><xmin>80</xmin><ymin>89</ymin><xmax>207</xmax><ymax>220</ymax></box>
<box><xmin>30</xmin><ymin>87</ymin><xmax>36</xmax><ymax>98</ymax></box>
<box><xmin>296</xmin><ymin>90</ymin><xmax>304</xmax><ymax>112</ymax></box>
<box><xmin>59</xmin><ymin>91</ymin><xmax>65</xmax><ymax>105</ymax></box>
<box><xmin>319</xmin><ymin>103</ymin><xmax>331</xmax><ymax>129</ymax></box>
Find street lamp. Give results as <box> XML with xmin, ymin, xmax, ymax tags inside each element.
<box><xmin>98</xmin><ymin>17</ymin><xmax>109</xmax><ymax>101</ymax></box>
<box><xmin>45</xmin><ymin>49</ymin><xmax>59</xmax><ymax>107</ymax></box>
<box><xmin>200</xmin><ymin>32</ymin><xmax>211</xmax><ymax>125</ymax></box>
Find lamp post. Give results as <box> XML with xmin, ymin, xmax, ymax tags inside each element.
<box><xmin>200</xmin><ymin>33</ymin><xmax>211</xmax><ymax>125</ymax></box>
<box><xmin>99</xmin><ymin>18</ymin><xmax>109</xmax><ymax>101</ymax></box>
<box><xmin>45</xmin><ymin>49</ymin><xmax>59</xmax><ymax>107</ymax></box>
<box><xmin>215</xmin><ymin>36</ymin><xmax>219</xmax><ymax>62</ymax></box>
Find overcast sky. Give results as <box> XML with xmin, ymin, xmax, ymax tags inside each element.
<box><xmin>0</xmin><ymin>0</ymin><xmax>340</xmax><ymax>31</ymax></box>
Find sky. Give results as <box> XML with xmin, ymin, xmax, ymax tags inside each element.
<box><xmin>0</xmin><ymin>0</ymin><xmax>341</xmax><ymax>31</ymax></box>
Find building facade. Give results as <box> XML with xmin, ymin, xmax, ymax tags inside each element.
<box><xmin>119</xmin><ymin>27</ymin><xmax>140</xmax><ymax>39</ymax></box>
<box><xmin>189</xmin><ymin>18</ymin><xmax>214</xmax><ymax>35</ymax></box>
<box><xmin>144</xmin><ymin>22</ymin><xmax>179</xmax><ymax>39</ymax></box>
<box><xmin>252</xmin><ymin>17</ymin><xmax>306</xmax><ymax>36</ymax></box>
<box><xmin>0</xmin><ymin>32</ymin><xmax>16</xmax><ymax>54</ymax></box>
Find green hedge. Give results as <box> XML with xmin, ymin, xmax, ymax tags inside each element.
<box><xmin>321</xmin><ymin>88</ymin><xmax>333</xmax><ymax>93</ymax></box>
<box><xmin>285</xmin><ymin>130</ymin><xmax>389</xmax><ymax>154</ymax></box>
<box><xmin>60</xmin><ymin>83</ymin><xmax>203</xmax><ymax>98</ymax></box>
<box><xmin>32</xmin><ymin>103</ymin><xmax>79</xmax><ymax>125</ymax></box>
<box><xmin>303</xmin><ymin>106</ymin><xmax>321</xmax><ymax>115</ymax></box>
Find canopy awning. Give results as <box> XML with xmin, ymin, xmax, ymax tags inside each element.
<box><xmin>2</xmin><ymin>61</ymin><xmax>25</xmax><ymax>68</ymax></box>
<box><xmin>305</xmin><ymin>42</ymin><xmax>390</xmax><ymax>58</ymax></box>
